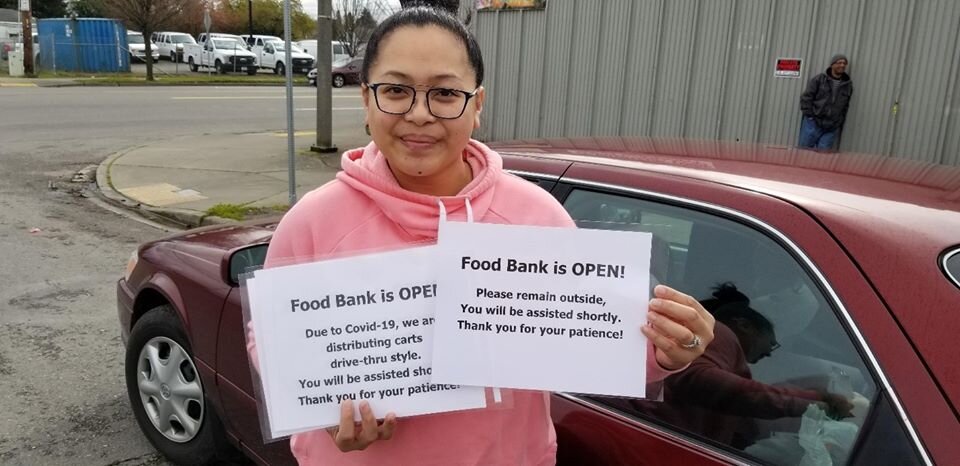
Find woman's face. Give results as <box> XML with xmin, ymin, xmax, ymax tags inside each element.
<box><xmin>362</xmin><ymin>25</ymin><xmax>484</xmax><ymax>188</ymax></box>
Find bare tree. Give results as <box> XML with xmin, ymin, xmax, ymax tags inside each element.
<box><xmin>332</xmin><ymin>0</ymin><xmax>379</xmax><ymax>57</ymax></box>
<box><xmin>100</xmin><ymin>0</ymin><xmax>192</xmax><ymax>80</ymax></box>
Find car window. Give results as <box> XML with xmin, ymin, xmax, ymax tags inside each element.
<box><xmin>944</xmin><ymin>247</ymin><xmax>960</xmax><ymax>289</ymax></box>
<box><xmin>562</xmin><ymin>189</ymin><xmax>891</xmax><ymax>466</ymax></box>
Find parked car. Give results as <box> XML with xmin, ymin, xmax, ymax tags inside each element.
<box><xmin>152</xmin><ymin>31</ymin><xmax>197</xmax><ymax>63</ymax></box>
<box><xmin>240</xmin><ymin>34</ymin><xmax>281</xmax><ymax>65</ymax></box>
<box><xmin>256</xmin><ymin>40</ymin><xmax>314</xmax><ymax>75</ymax></box>
<box><xmin>126</xmin><ymin>32</ymin><xmax>159</xmax><ymax>63</ymax></box>
<box><xmin>307</xmin><ymin>56</ymin><xmax>363</xmax><ymax>87</ymax></box>
<box><xmin>116</xmin><ymin>139</ymin><xmax>960</xmax><ymax>465</ymax></box>
<box><xmin>295</xmin><ymin>39</ymin><xmax>350</xmax><ymax>63</ymax></box>
<box><xmin>184</xmin><ymin>34</ymin><xmax>257</xmax><ymax>75</ymax></box>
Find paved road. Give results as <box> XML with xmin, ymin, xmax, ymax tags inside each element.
<box><xmin>0</xmin><ymin>85</ymin><xmax>364</xmax><ymax>465</ymax></box>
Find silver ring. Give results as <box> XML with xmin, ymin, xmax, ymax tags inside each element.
<box><xmin>682</xmin><ymin>333</ymin><xmax>702</xmax><ymax>349</ymax></box>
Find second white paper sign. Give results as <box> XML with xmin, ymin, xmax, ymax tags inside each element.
<box><xmin>432</xmin><ymin>222</ymin><xmax>652</xmax><ymax>397</ymax></box>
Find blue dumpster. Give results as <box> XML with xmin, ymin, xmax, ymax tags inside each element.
<box><xmin>36</xmin><ymin>18</ymin><xmax>129</xmax><ymax>72</ymax></box>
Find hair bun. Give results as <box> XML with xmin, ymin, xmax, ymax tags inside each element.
<box><xmin>712</xmin><ymin>282</ymin><xmax>750</xmax><ymax>305</ymax></box>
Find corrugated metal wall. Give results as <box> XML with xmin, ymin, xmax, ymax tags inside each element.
<box><xmin>473</xmin><ymin>0</ymin><xmax>960</xmax><ymax>166</ymax></box>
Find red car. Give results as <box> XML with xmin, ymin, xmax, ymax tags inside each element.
<box><xmin>117</xmin><ymin>139</ymin><xmax>960</xmax><ymax>465</ymax></box>
<box><xmin>307</xmin><ymin>57</ymin><xmax>363</xmax><ymax>88</ymax></box>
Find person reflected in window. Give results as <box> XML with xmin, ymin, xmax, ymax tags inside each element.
<box><xmin>637</xmin><ymin>283</ymin><xmax>852</xmax><ymax>449</ymax></box>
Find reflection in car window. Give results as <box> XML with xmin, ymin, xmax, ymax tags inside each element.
<box><xmin>563</xmin><ymin>189</ymin><xmax>879</xmax><ymax>466</ymax></box>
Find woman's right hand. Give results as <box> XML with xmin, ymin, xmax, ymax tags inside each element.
<box><xmin>327</xmin><ymin>399</ymin><xmax>398</xmax><ymax>452</ymax></box>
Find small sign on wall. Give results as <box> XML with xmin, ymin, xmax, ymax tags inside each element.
<box><xmin>775</xmin><ymin>58</ymin><xmax>802</xmax><ymax>78</ymax></box>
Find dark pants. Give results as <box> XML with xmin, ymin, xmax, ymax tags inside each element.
<box><xmin>798</xmin><ymin>117</ymin><xmax>838</xmax><ymax>150</ymax></box>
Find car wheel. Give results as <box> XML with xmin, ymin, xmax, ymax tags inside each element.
<box><xmin>276</xmin><ymin>62</ymin><xmax>285</xmax><ymax>76</ymax></box>
<box><xmin>215</xmin><ymin>60</ymin><xmax>226</xmax><ymax>74</ymax></box>
<box><xmin>189</xmin><ymin>57</ymin><xmax>198</xmax><ymax>72</ymax></box>
<box><xmin>333</xmin><ymin>74</ymin><xmax>345</xmax><ymax>88</ymax></box>
<box><xmin>125</xmin><ymin>305</ymin><xmax>235</xmax><ymax>465</ymax></box>
<box><xmin>171</xmin><ymin>52</ymin><xmax>177</xmax><ymax>63</ymax></box>
<box><xmin>247</xmin><ymin>67</ymin><xmax>257</xmax><ymax>76</ymax></box>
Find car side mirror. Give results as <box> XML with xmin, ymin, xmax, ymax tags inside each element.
<box><xmin>226</xmin><ymin>243</ymin><xmax>269</xmax><ymax>285</ymax></box>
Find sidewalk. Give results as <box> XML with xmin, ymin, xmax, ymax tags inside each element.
<box><xmin>97</xmin><ymin>129</ymin><xmax>370</xmax><ymax>228</ymax></box>
<box><xmin>0</xmin><ymin>76</ymin><xmax>77</xmax><ymax>87</ymax></box>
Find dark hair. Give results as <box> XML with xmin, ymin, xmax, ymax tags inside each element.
<box><xmin>701</xmin><ymin>282</ymin><xmax>774</xmax><ymax>333</ymax></box>
<box><xmin>361</xmin><ymin>6</ymin><xmax>484</xmax><ymax>87</ymax></box>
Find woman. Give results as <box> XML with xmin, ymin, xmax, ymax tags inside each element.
<box><xmin>262</xmin><ymin>5</ymin><xmax>715</xmax><ymax>465</ymax></box>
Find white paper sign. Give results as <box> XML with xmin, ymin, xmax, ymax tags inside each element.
<box><xmin>245</xmin><ymin>246</ymin><xmax>487</xmax><ymax>438</ymax></box>
<box><xmin>432</xmin><ymin>222</ymin><xmax>651</xmax><ymax>397</ymax></box>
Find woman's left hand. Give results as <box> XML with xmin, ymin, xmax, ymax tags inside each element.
<box><xmin>641</xmin><ymin>285</ymin><xmax>716</xmax><ymax>370</ymax></box>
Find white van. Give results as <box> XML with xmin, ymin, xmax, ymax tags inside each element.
<box><xmin>152</xmin><ymin>32</ymin><xmax>197</xmax><ymax>63</ymax></box>
<box><xmin>126</xmin><ymin>32</ymin><xmax>159</xmax><ymax>63</ymax></box>
<box><xmin>295</xmin><ymin>40</ymin><xmax>350</xmax><ymax>63</ymax></box>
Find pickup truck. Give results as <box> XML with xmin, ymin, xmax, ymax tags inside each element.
<box><xmin>184</xmin><ymin>34</ymin><xmax>257</xmax><ymax>74</ymax></box>
<box><xmin>257</xmin><ymin>40</ymin><xmax>315</xmax><ymax>75</ymax></box>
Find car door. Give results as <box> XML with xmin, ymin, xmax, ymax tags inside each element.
<box><xmin>216</xmin><ymin>252</ymin><xmax>297</xmax><ymax>466</ymax></box>
<box><xmin>548</xmin><ymin>162</ymin><xmax>930</xmax><ymax>465</ymax></box>
<box><xmin>263</xmin><ymin>42</ymin><xmax>277</xmax><ymax>68</ymax></box>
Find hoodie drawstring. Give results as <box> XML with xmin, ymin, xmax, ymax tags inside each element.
<box><xmin>465</xmin><ymin>198</ymin><xmax>474</xmax><ymax>223</ymax></box>
<box><xmin>437</xmin><ymin>198</ymin><xmax>474</xmax><ymax>226</ymax></box>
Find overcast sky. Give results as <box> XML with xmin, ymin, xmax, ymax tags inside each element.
<box><xmin>300</xmin><ymin>0</ymin><xmax>403</xmax><ymax>19</ymax></box>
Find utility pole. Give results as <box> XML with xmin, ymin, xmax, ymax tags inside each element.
<box><xmin>311</xmin><ymin>0</ymin><xmax>338</xmax><ymax>154</ymax></box>
<box><xmin>20</xmin><ymin>0</ymin><xmax>34</xmax><ymax>76</ymax></box>
<box><xmin>248</xmin><ymin>0</ymin><xmax>254</xmax><ymax>44</ymax></box>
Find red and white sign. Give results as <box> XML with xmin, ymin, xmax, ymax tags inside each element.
<box><xmin>775</xmin><ymin>58</ymin><xmax>802</xmax><ymax>78</ymax></box>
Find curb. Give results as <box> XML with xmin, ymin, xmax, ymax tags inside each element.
<box><xmin>94</xmin><ymin>148</ymin><xmax>237</xmax><ymax>229</ymax></box>
<box><xmin>42</xmin><ymin>80</ymin><xmax>310</xmax><ymax>88</ymax></box>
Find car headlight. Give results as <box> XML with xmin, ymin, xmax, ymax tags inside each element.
<box><xmin>124</xmin><ymin>250</ymin><xmax>139</xmax><ymax>282</ymax></box>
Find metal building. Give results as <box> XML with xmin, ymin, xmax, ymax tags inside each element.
<box><xmin>471</xmin><ymin>0</ymin><xmax>960</xmax><ymax>166</ymax></box>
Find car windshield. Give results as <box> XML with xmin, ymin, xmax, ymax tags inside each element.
<box><xmin>171</xmin><ymin>35</ymin><xmax>195</xmax><ymax>44</ymax></box>
<box><xmin>127</xmin><ymin>35</ymin><xmax>144</xmax><ymax>44</ymax></box>
<box><xmin>213</xmin><ymin>39</ymin><xmax>244</xmax><ymax>49</ymax></box>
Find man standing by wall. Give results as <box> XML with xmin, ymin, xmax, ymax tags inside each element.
<box><xmin>799</xmin><ymin>54</ymin><xmax>853</xmax><ymax>151</ymax></box>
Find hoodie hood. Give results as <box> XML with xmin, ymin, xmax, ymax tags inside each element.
<box><xmin>336</xmin><ymin>139</ymin><xmax>503</xmax><ymax>238</ymax></box>
<box><xmin>824</xmin><ymin>67</ymin><xmax>851</xmax><ymax>81</ymax></box>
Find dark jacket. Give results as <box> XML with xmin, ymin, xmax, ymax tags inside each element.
<box><xmin>800</xmin><ymin>68</ymin><xmax>853</xmax><ymax>131</ymax></box>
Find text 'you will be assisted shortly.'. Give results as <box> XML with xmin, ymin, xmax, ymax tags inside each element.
<box><xmin>458</xmin><ymin>256</ymin><xmax>627</xmax><ymax>340</ymax></box>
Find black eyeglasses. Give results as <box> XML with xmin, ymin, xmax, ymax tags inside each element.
<box><xmin>365</xmin><ymin>82</ymin><xmax>479</xmax><ymax>120</ymax></box>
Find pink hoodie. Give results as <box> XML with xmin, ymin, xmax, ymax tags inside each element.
<box><xmin>261</xmin><ymin>140</ymin><xmax>674</xmax><ymax>465</ymax></box>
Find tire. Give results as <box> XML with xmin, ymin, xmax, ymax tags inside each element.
<box><xmin>171</xmin><ymin>52</ymin><xmax>177</xmax><ymax>63</ymax></box>
<box><xmin>188</xmin><ymin>57</ymin><xmax>198</xmax><ymax>72</ymax></box>
<box><xmin>125</xmin><ymin>305</ymin><xmax>236</xmax><ymax>466</ymax></box>
<box><xmin>275</xmin><ymin>62</ymin><xmax>285</xmax><ymax>76</ymax></box>
<box><xmin>246</xmin><ymin>67</ymin><xmax>257</xmax><ymax>76</ymax></box>
<box><xmin>332</xmin><ymin>74</ymin><xmax>345</xmax><ymax>88</ymax></box>
<box><xmin>215</xmin><ymin>60</ymin><xmax>225</xmax><ymax>74</ymax></box>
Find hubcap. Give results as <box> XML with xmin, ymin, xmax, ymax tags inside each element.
<box><xmin>136</xmin><ymin>336</ymin><xmax>204</xmax><ymax>443</ymax></box>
